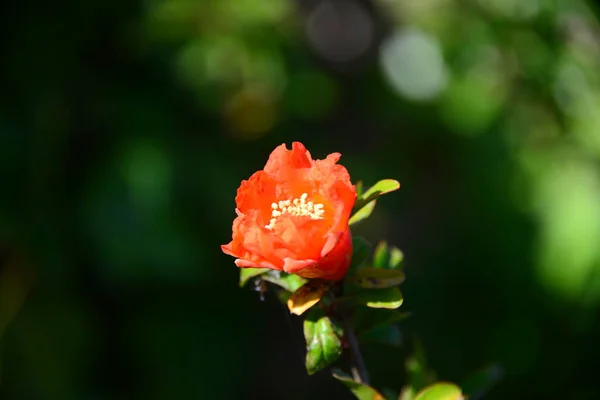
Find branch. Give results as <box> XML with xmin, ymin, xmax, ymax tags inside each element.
<box><xmin>338</xmin><ymin>305</ymin><xmax>370</xmax><ymax>385</ymax></box>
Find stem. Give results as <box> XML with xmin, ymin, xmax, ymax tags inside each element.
<box><xmin>339</xmin><ymin>307</ymin><xmax>370</xmax><ymax>385</ymax></box>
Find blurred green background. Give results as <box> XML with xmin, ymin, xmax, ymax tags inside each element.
<box><xmin>2</xmin><ymin>0</ymin><xmax>600</xmax><ymax>398</ymax></box>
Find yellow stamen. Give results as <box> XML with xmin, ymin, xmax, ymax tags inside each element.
<box><xmin>265</xmin><ymin>193</ymin><xmax>325</xmax><ymax>230</ymax></box>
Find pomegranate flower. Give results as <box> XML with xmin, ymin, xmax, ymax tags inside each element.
<box><xmin>221</xmin><ymin>142</ymin><xmax>357</xmax><ymax>281</ymax></box>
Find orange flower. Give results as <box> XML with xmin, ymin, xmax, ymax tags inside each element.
<box><xmin>221</xmin><ymin>142</ymin><xmax>357</xmax><ymax>281</ymax></box>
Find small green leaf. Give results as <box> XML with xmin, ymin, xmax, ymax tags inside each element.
<box><xmin>239</xmin><ymin>268</ymin><xmax>269</xmax><ymax>288</ymax></box>
<box><xmin>260</xmin><ymin>270</ymin><xmax>307</xmax><ymax>292</ymax></box>
<box><xmin>461</xmin><ymin>364</ymin><xmax>502</xmax><ymax>399</ymax></box>
<box><xmin>354</xmin><ymin>179</ymin><xmax>401</xmax><ymax>211</ymax></box>
<box><xmin>353</xmin><ymin>268</ymin><xmax>405</xmax><ymax>289</ymax></box>
<box><xmin>373</xmin><ymin>241</ymin><xmax>389</xmax><ymax>269</ymax></box>
<box><xmin>348</xmin><ymin>237</ymin><xmax>372</xmax><ymax>274</ymax></box>
<box><xmin>304</xmin><ymin>310</ymin><xmax>343</xmax><ymax>375</ymax></box>
<box><xmin>399</xmin><ymin>386</ymin><xmax>416</xmax><ymax>400</ymax></box>
<box><xmin>275</xmin><ymin>289</ymin><xmax>292</xmax><ymax>304</ymax></box>
<box><xmin>332</xmin><ymin>369</ymin><xmax>386</xmax><ymax>400</ymax></box>
<box><xmin>359</xmin><ymin>323</ymin><xmax>403</xmax><ymax>347</ymax></box>
<box><xmin>358</xmin><ymin>287</ymin><xmax>403</xmax><ymax>309</ymax></box>
<box><xmin>373</xmin><ymin>241</ymin><xmax>404</xmax><ymax>270</ymax></box>
<box><xmin>349</xmin><ymin>201</ymin><xmax>376</xmax><ymax>226</ymax></box>
<box><xmin>414</xmin><ymin>383</ymin><xmax>464</xmax><ymax>400</ymax></box>
<box><xmin>388</xmin><ymin>247</ymin><xmax>404</xmax><ymax>269</ymax></box>
<box><xmin>349</xmin><ymin>179</ymin><xmax>400</xmax><ymax>225</ymax></box>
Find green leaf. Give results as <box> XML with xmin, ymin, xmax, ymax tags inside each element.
<box><xmin>349</xmin><ymin>179</ymin><xmax>400</xmax><ymax>225</ymax></box>
<box><xmin>353</xmin><ymin>268</ymin><xmax>405</xmax><ymax>289</ymax></box>
<box><xmin>349</xmin><ymin>201</ymin><xmax>376</xmax><ymax>226</ymax></box>
<box><xmin>331</xmin><ymin>369</ymin><xmax>385</xmax><ymax>400</ymax></box>
<box><xmin>373</xmin><ymin>241</ymin><xmax>389</xmax><ymax>268</ymax></box>
<box><xmin>399</xmin><ymin>386</ymin><xmax>416</xmax><ymax>400</ymax></box>
<box><xmin>275</xmin><ymin>289</ymin><xmax>292</xmax><ymax>304</ymax></box>
<box><xmin>260</xmin><ymin>270</ymin><xmax>307</xmax><ymax>293</ymax></box>
<box><xmin>239</xmin><ymin>268</ymin><xmax>269</xmax><ymax>288</ymax></box>
<box><xmin>348</xmin><ymin>237</ymin><xmax>372</xmax><ymax>274</ymax></box>
<box><xmin>373</xmin><ymin>241</ymin><xmax>404</xmax><ymax>270</ymax></box>
<box><xmin>304</xmin><ymin>309</ymin><xmax>343</xmax><ymax>375</ymax></box>
<box><xmin>352</xmin><ymin>307</ymin><xmax>410</xmax><ymax>336</ymax></box>
<box><xmin>354</xmin><ymin>179</ymin><xmax>401</xmax><ymax>210</ymax></box>
<box><xmin>461</xmin><ymin>364</ymin><xmax>502</xmax><ymax>399</ymax></box>
<box><xmin>414</xmin><ymin>383</ymin><xmax>464</xmax><ymax>400</ymax></box>
<box><xmin>358</xmin><ymin>287</ymin><xmax>403</xmax><ymax>309</ymax></box>
<box><xmin>388</xmin><ymin>247</ymin><xmax>404</xmax><ymax>269</ymax></box>
<box><xmin>359</xmin><ymin>323</ymin><xmax>403</xmax><ymax>347</ymax></box>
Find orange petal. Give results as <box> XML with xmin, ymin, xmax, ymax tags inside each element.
<box><xmin>235</xmin><ymin>171</ymin><xmax>277</xmax><ymax>216</ymax></box>
<box><xmin>235</xmin><ymin>259</ymin><xmax>280</xmax><ymax>270</ymax></box>
<box><xmin>283</xmin><ymin>258</ymin><xmax>316</xmax><ymax>274</ymax></box>
<box><xmin>264</xmin><ymin>142</ymin><xmax>312</xmax><ymax>176</ymax></box>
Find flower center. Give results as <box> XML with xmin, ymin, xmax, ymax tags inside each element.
<box><xmin>265</xmin><ymin>193</ymin><xmax>325</xmax><ymax>230</ymax></box>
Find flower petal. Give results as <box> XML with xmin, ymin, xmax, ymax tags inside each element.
<box><xmin>283</xmin><ymin>258</ymin><xmax>317</xmax><ymax>275</ymax></box>
<box><xmin>264</xmin><ymin>142</ymin><xmax>313</xmax><ymax>176</ymax></box>
<box><xmin>235</xmin><ymin>171</ymin><xmax>277</xmax><ymax>216</ymax></box>
<box><xmin>321</xmin><ymin>231</ymin><xmax>343</xmax><ymax>257</ymax></box>
<box><xmin>223</xmin><ymin>212</ymin><xmax>283</xmax><ymax>271</ymax></box>
<box><xmin>235</xmin><ymin>259</ymin><xmax>279</xmax><ymax>270</ymax></box>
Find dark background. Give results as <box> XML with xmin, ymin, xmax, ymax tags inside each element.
<box><xmin>2</xmin><ymin>0</ymin><xmax>600</xmax><ymax>399</ymax></box>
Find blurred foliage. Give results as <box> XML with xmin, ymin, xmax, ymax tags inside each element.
<box><xmin>1</xmin><ymin>0</ymin><xmax>600</xmax><ymax>399</ymax></box>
